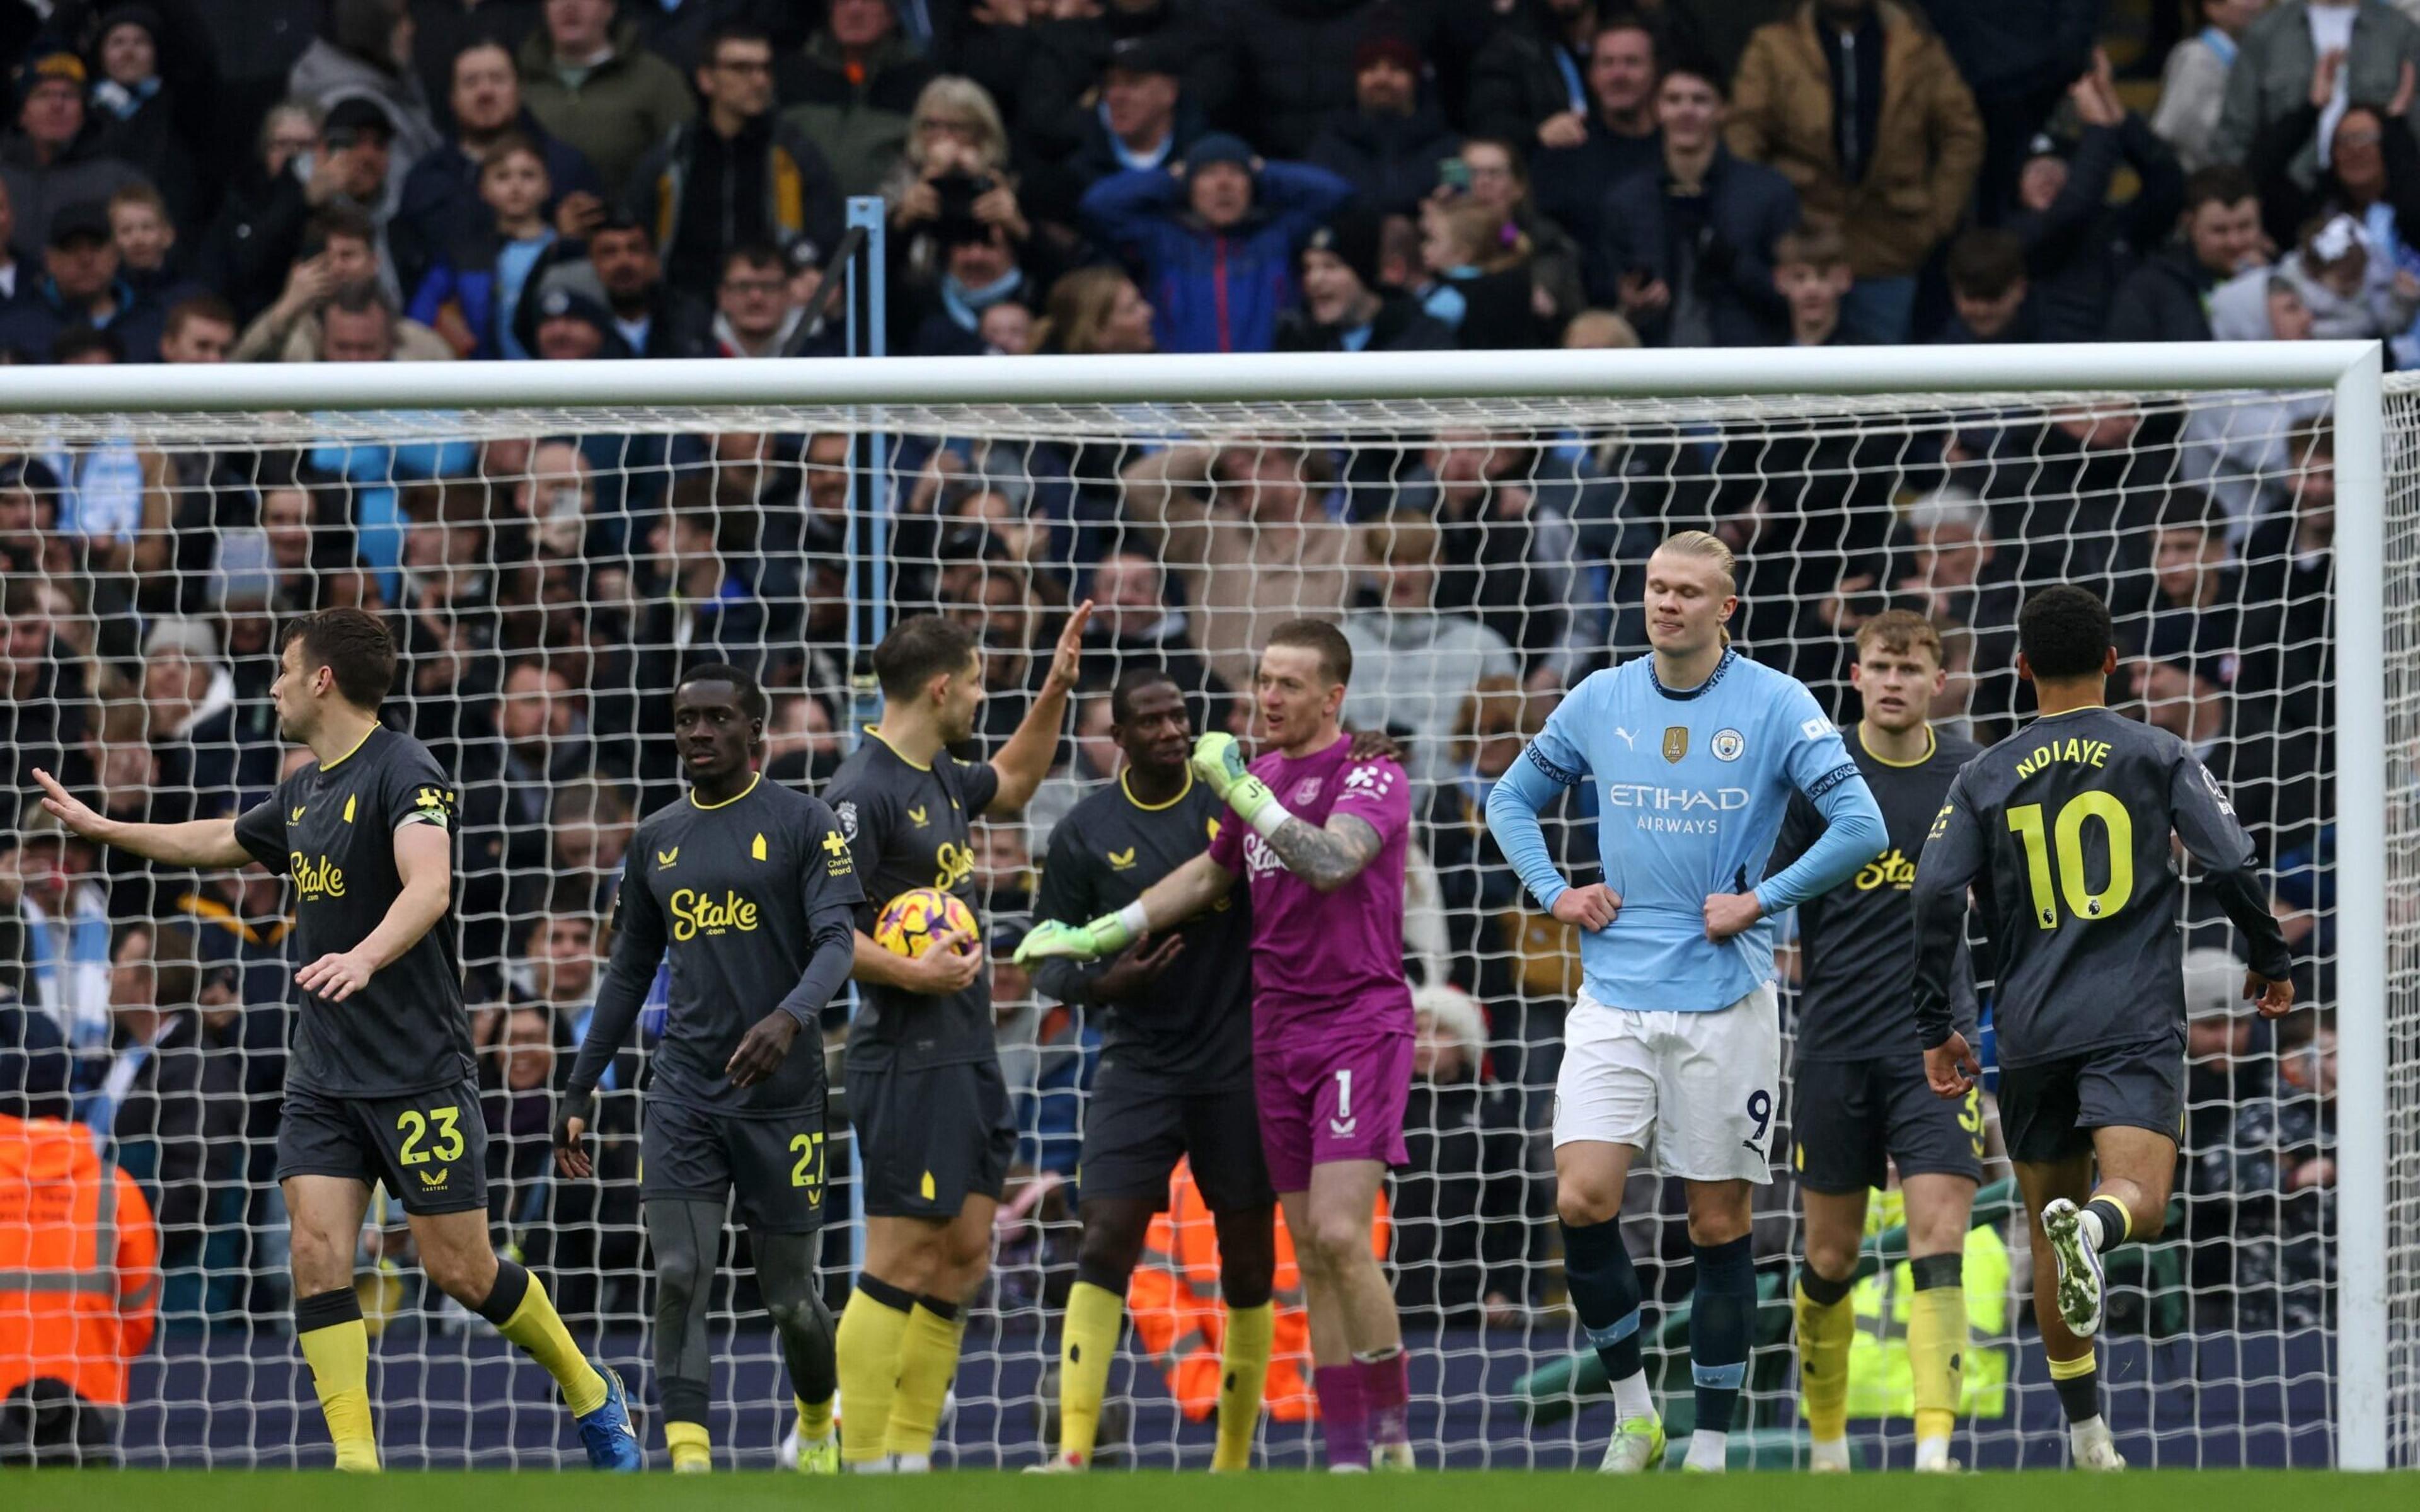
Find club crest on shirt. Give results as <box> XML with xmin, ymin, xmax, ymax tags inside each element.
<box><xmin>835</xmin><ymin>801</ymin><xmax>858</xmax><ymax>840</ymax></box>
<box><xmin>1662</xmin><ymin>726</ymin><xmax>1688</xmax><ymax>764</ymax></box>
<box><xmin>1712</xmin><ymin>728</ymin><xmax>1744</xmax><ymax>762</ymax></box>
<box><xmin>1293</xmin><ymin>776</ymin><xmax>1323</xmax><ymax>805</ymax></box>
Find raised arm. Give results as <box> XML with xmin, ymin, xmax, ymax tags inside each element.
<box><xmin>32</xmin><ymin>767</ymin><xmax>252</xmax><ymax>869</ymax></box>
<box><xmin>986</xmin><ymin>601</ymin><xmax>1095</xmax><ymax>815</ymax></box>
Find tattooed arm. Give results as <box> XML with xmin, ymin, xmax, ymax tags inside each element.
<box><xmin>1262</xmin><ymin>811</ymin><xmax>1385</xmax><ymax>894</ymax></box>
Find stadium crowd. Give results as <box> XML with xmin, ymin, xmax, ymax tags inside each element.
<box><xmin>0</xmin><ymin>0</ymin><xmax>2348</xmax><ymax>1458</ymax></box>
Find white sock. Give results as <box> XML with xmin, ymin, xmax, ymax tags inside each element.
<box><xmin>1685</xmin><ymin>1428</ymin><xmax>1729</xmax><ymax>1470</ymax></box>
<box><xmin>1809</xmin><ymin>1437</ymin><xmax>1850</xmax><ymax>1470</ymax></box>
<box><xmin>1610</xmin><ymin>1369</ymin><xmax>1654</xmax><ymax>1422</ymax></box>
<box><xmin>2068</xmin><ymin>1414</ymin><xmax>2108</xmax><ymax>1453</ymax></box>
<box><xmin>849</xmin><ymin>1456</ymin><xmax>896</xmax><ymax>1475</ymax></box>
<box><xmin>1914</xmin><ymin>1435</ymin><xmax>1952</xmax><ymax>1470</ymax></box>
<box><xmin>892</xmin><ymin>1453</ymin><xmax>931</xmax><ymax>1474</ymax></box>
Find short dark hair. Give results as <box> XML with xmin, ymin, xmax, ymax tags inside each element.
<box><xmin>2182</xmin><ymin>163</ymin><xmax>2258</xmax><ymax>215</ymax></box>
<box><xmin>2017</xmin><ymin>585</ymin><xmax>2114</xmax><ymax>682</ymax></box>
<box><xmin>49</xmin><ymin>324</ymin><xmax>122</xmax><ymax>364</ymax></box>
<box><xmin>720</xmin><ymin>241</ymin><xmax>786</xmax><ymax>282</ymax></box>
<box><xmin>279</xmin><ymin>606</ymin><xmax>396</xmax><ymax>711</ymax></box>
<box><xmin>304</xmin><ymin>203</ymin><xmax>376</xmax><ymax>254</ymax></box>
<box><xmin>2157</xmin><ymin>488</ymin><xmax>2223</xmax><ymax>535</ymax></box>
<box><xmin>1109</xmin><ymin>667</ymin><xmax>1184</xmax><ymax>724</ymax></box>
<box><xmin>702</xmin><ymin>21</ymin><xmax>774</xmax><ymax>62</ymax></box>
<box><xmin>873</xmin><ymin>615</ymin><xmax>979</xmax><ymax>701</ymax></box>
<box><xmin>676</xmin><ymin>660</ymin><xmax>767</xmax><ymax>722</ymax></box>
<box><xmin>1266</xmin><ymin>618</ymin><xmax>1354</xmax><ymax>687</ymax></box>
<box><xmin>166</xmin><ymin>293</ymin><xmax>238</xmax><ymax>341</ymax></box>
<box><xmin>1659</xmin><ymin>50</ymin><xmax>1726</xmax><ymax>99</ymax></box>
<box><xmin>1947</xmin><ymin>227</ymin><xmax>2027</xmax><ymax>299</ymax></box>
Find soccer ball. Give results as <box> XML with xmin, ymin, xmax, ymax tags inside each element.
<box><xmin>874</xmin><ymin>887</ymin><xmax>979</xmax><ymax>958</ymax></box>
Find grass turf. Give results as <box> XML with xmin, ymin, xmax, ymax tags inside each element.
<box><xmin>18</xmin><ymin>1470</ymin><xmax>2419</xmax><ymax>1511</ymax></box>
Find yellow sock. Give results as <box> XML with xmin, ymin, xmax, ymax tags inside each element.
<box><xmin>496</xmin><ymin>1275</ymin><xmax>609</xmax><ymax>1416</ymax></box>
<box><xmin>1793</xmin><ymin>1281</ymin><xmax>1855</xmax><ymax>1443</ymax></box>
<box><xmin>299</xmin><ymin>1317</ymin><xmax>380</xmax><ymax>1472</ymax></box>
<box><xmin>1213</xmin><ymin>1301</ymin><xmax>1274</xmax><ymax>1472</ymax></box>
<box><xmin>1056</xmin><ymin>1281</ymin><xmax>1124</xmax><ymax>1463</ymax></box>
<box><xmin>835</xmin><ymin>1286</ymin><xmax>913</xmax><ymax>1465</ymax></box>
<box><xmin>883</xmin><ymin>1302</ymin><xmax>967</xmax><ymax>1460</ymax></box>
<box><xmin>664</xmin><ymin>1420</ymin><xmax>712</xmax><ymax>1472</ymax></box>
<box><xmin>798</xmin><ymin>1394</ymin><xmax>834</xmax><ymax>1442</ymax></box>
<box><xmin>1907</xmin><ymin>1284</ymin><xmax>1967</xmax><ymax>1444</ymax></box>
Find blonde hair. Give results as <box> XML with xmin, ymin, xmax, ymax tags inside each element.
<box><xmin>905</xmin><ymin>75</ymin><xmax>1010</xmax><ymax>175</ymax></box>
<box><xmin>1426</xmin><ymin>196</ymin><xmax>1530</xmax><ymax>275</ymax></box>
<box><xmin>1359</xmin><ymin>510</ymin><xmax>1439</xmax><ymax>568</ymax></box>
<box><xmin>1563</xmin><ymin>308</ymin><xmax>1640</xmax><ymax>349</ymax></box>
<box><xmin>1034</xmin><ymin>265</ymin><xmax>1144</xmax><ymax>355</ymax></box>
<box><xmin>1654</xmin><ymin>529</ymin><xmax>1738</xmax><ymax>646</ymax></box>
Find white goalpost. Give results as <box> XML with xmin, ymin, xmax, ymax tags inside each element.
<box><xmin>0</xmin><ymin>343</ymin><xmax>2399</xmax><ymax>1470</ymax></box>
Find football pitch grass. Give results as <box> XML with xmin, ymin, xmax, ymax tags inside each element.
<box><xmin>20</xmin><ymin>1470</ymin><xmax>2419</xmax><ymax>1510</ymax></box>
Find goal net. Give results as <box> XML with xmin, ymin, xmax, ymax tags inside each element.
<box><xmin>0</xmin><ymin>349</ymin><xmax>2400</xmax><ymax>1470</ymax></box>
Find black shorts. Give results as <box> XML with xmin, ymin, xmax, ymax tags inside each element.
<box><xmin>1997</xmin><ymin>1034</ymin><xmax>2186</xmax><ymax>1166</ymax></box>
<box><xmin>642</xmin><ymin>1096</ymin><xmax>830</xmax><ymax>1234</ymax></box>
<box><xmin>1078</xmin><ymin>1074</ymin><xmax>1274</xmax><ymax>1213</ymax></box>
<box><xmin>845</xmin><ymin>1057</ymin><xmax>1017</xmax><ymax>1220</ymax></box>
<box><xmin>276</xmin><ymin>1077</ymin><xmax>488</xmax><ymax>1216</ymax></box>
<box><xmin>1791</xmin><ymin>1053</ymin><xmax>1985</xmax><ymax>1195</ymax></box>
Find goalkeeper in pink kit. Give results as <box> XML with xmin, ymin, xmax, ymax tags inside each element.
<box><xmin>1018</xmin><ymin>619</ymin><xmax>1417</xmax><ymax>1470</ymax></box>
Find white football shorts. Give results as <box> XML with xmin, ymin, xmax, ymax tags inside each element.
<box><xmin>1552</xmin><ymin>981</ymin><xmax>1783</xmax><ymax>1184</ymax></box>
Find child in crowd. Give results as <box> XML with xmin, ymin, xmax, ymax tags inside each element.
<box><xmin>410</xmin><ymin>136</ymin><xmax>558</xmax><ymax>360</ymax></box>
<box><xmin>1773</xmin><ymin>224</ymin><xmax>1855</xmax><ymax>347</ymax></box>
<box><xmin>1413</xmin><ymin>195</ymin><xmax>1538</xmax><ymax>348</ymax></box>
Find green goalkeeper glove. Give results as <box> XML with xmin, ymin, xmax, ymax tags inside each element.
<box><xmin>1013</xmin><ymin>910</ymin><xmax>1139</xmax><ymax>966</ymax></box>
<box><xmin>1191</xmin><ymin>733</ymin><xmax>1285</xmax><ymax>833</ymax></box>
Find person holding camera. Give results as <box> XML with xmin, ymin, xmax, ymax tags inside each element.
<box><xmin>887</xmin><ymin>77</ymin><xmax>1064</xmax><ymax>356</ymax></box>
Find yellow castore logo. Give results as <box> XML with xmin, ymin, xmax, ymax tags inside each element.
<box><xmin>907</xmin><ymin>804</ymin><xmax>930</xmax><ymax>827</ymax></box>
<box><xmin>657</xmin><ymin>847</ymin><xmax>680</xmax><ymax>870</ymax></box>
<box><xmin>1108</xmin><ymin>847</ymin><xmax>1136</xmax><ymax>870</ymax></box>
<box><xmin>670</xmin><ymin>888</ymin><xmax>759</xmax><ymax>940</ymax></box>
<box><xmin>291</xmin><ymin>852</ymin><xmax>345</xmax><ymax>900</ymax></box>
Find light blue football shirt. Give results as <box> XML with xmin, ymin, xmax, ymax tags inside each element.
<box><xmin>1487</xmin><ymin>649</ymin><xmax>1884</xmax><ymax>1014</ymax></box>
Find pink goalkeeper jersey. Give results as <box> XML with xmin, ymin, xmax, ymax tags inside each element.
<box><xmin>1207</xmin><ymin>735</ymin><xmax>1414</xmax><ymax>1040</ymax></box>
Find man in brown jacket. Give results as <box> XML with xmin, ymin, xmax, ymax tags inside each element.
<box><xmin>1727</xmin><ymin>0</ymin><xmax>1983</xmax><ymax>343</ymax></box>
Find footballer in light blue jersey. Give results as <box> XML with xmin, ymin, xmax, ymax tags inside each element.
<box><xmin>1483</xmin><ymin>532</ymin><xmax>1884</xmax><ymax>1476</ymax></box>
<box><xmin>1487</xmin><ymin>649</ymin><xmax>1886</xmax><ymax>1014</ymax></box>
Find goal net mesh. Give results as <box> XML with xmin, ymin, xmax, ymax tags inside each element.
<box><xmin>0</xmin><ymin>378</ymin><xmax>2393</xmax><ymax>1469</ymax></box>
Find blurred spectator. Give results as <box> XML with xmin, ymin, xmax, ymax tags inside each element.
<box><xmin>1411</xmin><ymin>193</ymin><xmax>1543</xmax><ymax>348</ymax></box>
<box><xmin>1912</xmin><ymin>1</ymin><xmax>2099</xmax><ymax>225</ymax></box>
<box><xmin>1397</xmin><ymin>430</ymin><xmax>1582</xmax><ymax>683</ymax></box>
<box><xmin>234</xmin><ymin>205</ymin><xmax>444</xmax><ymax>362</ymax></box>
<box><xmin>1305</xmin><ymin>32</ymin><xmax>1458</xmax><ymax>219</ymax></box>
<box><xmin>1081</xmin><ymin>133</ymin><xmax>1352</xmax><ymax>353</ymax></box>
<box><xmin>1119</xmin><ymin>440</ymin><xmax>1351</xmax><ymax>692</ymax></box>
<box><xmin>705</xmin><ymin>239</ymin><xmax>804</xmax><ymax>357</ymax></box>
<box><xmin>1728</xmin><ymin>0</ymin><xmax>1983</xmax><ymax>344</ymax></box>
<box><xmin>1468</xmin><ymin>0</ymin><xmax>1604</xmax><ymax>149</ymax></box>
<box><xmin>0</xmin><ymin>574</ymin><xmax>96</xmax><ymax>825</ymax></box>
<box><xmin>408</xmin><ymin>133</ymin><xmax>557</xmax><ymax>357</ymax></box>
<box><xmin>1339</xmin><ymin>513</ymin><xmax>1519</xmax><ymax>782</ymax></box>
<box><xmin>2107</xmin><ymin>163</ymin><xmax>2266</xmax><ymax>340</ymax></box>
<box><xmin>193</xmin><ymin>99</ymin><xmax>324</xmax><ymax>321</ymax></box>
<box><xmin>1</xmin><ymin>811</ymin><xmax>113</xmax><ymax>1074</ymax></box>
<box><xmin>0</xmin><ymin>1001</ymin><xmax>158</xmax><ymax>1468</ymax></box>
<box><xmin>1018</xmin><ymin>690</ymin><xmax>1117</xmax><ymax>859</ymax></box>
<box><xmin>515</xmin><ymin>212</ymin><xmax>710</xmax><ymax>358</ymax></box>
<box><xmin>635</xmin><ymin>489</ymin><xmax>768</xmax><ymax>699</ymax></box>
<box><xmin>0</xmin><ymin>40</ymin><xmax>151</xmax><ymax>259</ymax></box>
<box><xmin>83</xmin><ymin>920</ymin><xmax>243</xmax><ymax>1306</ymax></box>
<box><xmin>1560</xmin><ymin>305</ymin><xmax>1640</xmax><ymax>346</ymax></box>
<box><xmin>289</xmin><ymin>0</ymin><xmax>446</xmax><ymax>191</ymax></box>
<box><xmin>0</xmin><ymin>198</ymin><xmax>164</xmax><ymax>362</ymax></box>
<box><xmin>1221</xmin><ymin>0</ymin><xmax>1446</xmax><ymax>162</ymax></box>
<box><xmin>2247</xmin><ymin>83</ymin><xmax>2420</xmax><ymax>358</ymax></box>
<box><xmin>106</xmin><ymin>183</ymin><xmax>196</xmax><ymax>305</ymax></box>
<box><xmin>1032</xmin><ymin>262</ymin><xmax>1155</xmax><ymax>353</ymax></box>
<box><xmin>1023</xmin><ymin>32</ymin><xmax>1205</xmax><ymax>231</ymax></box>
<box><xmin>0</xmin><ymin>176</ymin><xmax>23</xmax><ymax>299</ymax></box>
<box><xmin>2007</xmin><ymin>60</ymin><xmax>2188</xmax><ymax>341</ymax></box>
<box><xmin>525</xmin><ymin>281</ymin><xmax>625</xmax><ymax>358</ymax></box>
<box><xmin>2211</xmin><ymin>0</ymin><xmax>2420</xmax><ymax>195</ymax></box>
<box><xmin>629</xmin><ymin>22</ymin><xmax>842</xmax><ymax>305</ymax></box>
<box><xmin>84</xmin><ymin>5</ymin><xmax>199</xmax><ymax>234</ymax></box>
<box><xmin>392</xmin><ymin>38</ymin><xmax>602</xmax><ymax>298</ymax></box>
<box><xmin>1276</xmin><ymin>207</ymin><xmax>1453</xmax><ymax>352</ymax></box>
<box><xmin>312</xmin><ymin>277</ymin><xmax>447</xmax><ymax>363</ymax></box>
<box><xmin>1888</xmin><ymin>485</ymin><xmax>2020</xmax><ymax>718</ymax></box>
<box><xmin>2155</xmin><ymin>0</ymin><xmax>2271</xmax><ymax>172</ymax></box>
<box><xmin>544</xmin><ymin>775</ymin><xmax>636</xmax><ymax>917</ymax></box>
<box><xmin>1772</xmin><ymin>219</ymin><xmax>1855</xmax><ymax>344</ymax></box>
<box><xmin>1528</xmin><ymin>14</ymin><xmax>1662</xmax><ymax>249</ymax></box>
<box><xmin>887</xmin><ymin>77</ymin><xmax>1057</xmax><ymax>355</ymax></box>
<box><xmin>229</xmin><ymin>98</ymin><xmax>406</xmax><ymax>322</ymax></box>
<box><xmin>1393</xmin><ymin>980</ymin><xmax>1538</xmax><ymax>1324</ymax></box>
<box><xmin>156</xmin><ymin>293</ymin><xmax>233</xmax><ymax>362</ymax></box>
<box><xmin>776</xmin><ymin>0</ymin><xmax>939</xmax><ymax>200</ymax></box>
<box><xmin>2273</xmin><ymin>210</ymin><xmax>2420</xmax><ymax>338</ymax></box>
<box><xmin>1938</xmin><ymin>227</ymin><xmax>2034</xmax><ymax>341</ymax></box>
<box><xmin>2194</xmin><ymin>1015</ymin><xmax>2335</xmax><ymax>1330</ymax></box>
<box><xmin>140</xmin><ymin>615</ymin><xmax>267</xmax><ymax>808</ymax></box>
<box><xmin>1590</xmin><ymin>55</ymin><xmax>1797</xmax><ymax>347</ymax></box>
<box><xmin>1073</xmin><ymin>547</ymin><xmax>1230</xmax><ymax>720</ymax></box>
<box><xmin>409</xmin><ymin>1</ymin><xmax>548</xmax><ymax>121</ymax></box>
<box><xmin>1452</xmin><ymin>137</ymin><xmax>1587</xmax><ymax>335</ymax></box>
<box><xmin>516</xmin><ymin>0</ymin><xmax>695</xmax><ymax>194</ymax></box>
